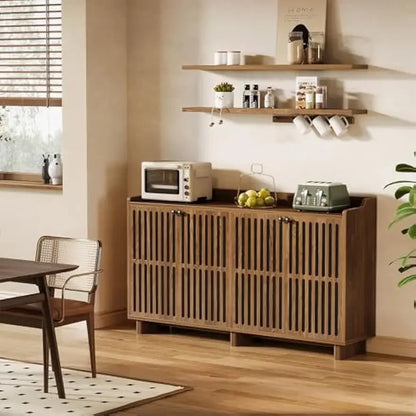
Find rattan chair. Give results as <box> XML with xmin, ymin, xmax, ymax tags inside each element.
<box><xmin>0</xmin><ymin>236</ymin><xmax>102</xmax><ymax>392</ymax></box>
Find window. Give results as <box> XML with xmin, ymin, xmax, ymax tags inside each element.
<box><xmin>0</xmin><ymin>0</ymin><xmax>62</xmax><ymax>176</ymax></box>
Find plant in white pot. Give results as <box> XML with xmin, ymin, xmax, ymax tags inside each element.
<box><xmin>214</xmin><ymin>82</ymin><xmax>234</xmax><ymax>109</ymax></box>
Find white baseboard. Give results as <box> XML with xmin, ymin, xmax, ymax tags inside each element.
<box><xmin>95</xmin><ymin>309</ymin><xmax>127</xmax><ymax>329</ymax></box>
<box><xmin>367</xmin><ymin>336</ymin><xmax>416</xmax><ymax>358</ymax></box>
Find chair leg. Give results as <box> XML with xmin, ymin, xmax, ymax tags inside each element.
<box><xmin>42</xmin><ymin>326</ymin><xmax>49</xmax><ymax>393</ymax></box>
<box><xmin>86</xmin><ymin>312</ymin><xmax>96</xmax><ymax>377</ymax></box>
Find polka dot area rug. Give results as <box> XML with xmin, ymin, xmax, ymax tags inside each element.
<box><xmin>0</xmin><ymin>359</ymin><xmax>188</xmax><ymax>415</ymax></box>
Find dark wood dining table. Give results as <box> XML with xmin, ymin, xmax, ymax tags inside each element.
<box><xmin>0</xmin><ymin>257</ymin><xmax>78</xmax><ymax>399</ymax></box>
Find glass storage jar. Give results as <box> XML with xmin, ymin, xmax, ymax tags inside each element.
<box><xmin>307</xmin><ymin>32</ymin><xmax>325</xmax><ymax>64</ymax></box>
<box><xmin>287</xmin><ymin>31</ymin><xmax>304</xmax><ymax>64</ymax></box>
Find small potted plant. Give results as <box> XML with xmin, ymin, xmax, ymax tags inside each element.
<box><xmin>214</xmin><ymin>82</ymin><xmax>234</xmax><ymax>109</ymax></box>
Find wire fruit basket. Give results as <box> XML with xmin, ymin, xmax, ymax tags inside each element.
<box><xmin>235</xmin><ymin>164</ymin><xmax>278</xmax><ymax>209</ymax></box>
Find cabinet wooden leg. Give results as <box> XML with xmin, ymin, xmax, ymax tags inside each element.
<box><xmin>136</xmin><ymin>321</ymin><xmax>164</xmax><ymax>334</ymax></box>
<box><xmin>334</xmin><ymin>341</ymin><xmax>366</xmax><ymax>360</ymax></box>
<box><xmin>230</xmin><ymin>332</ymin><xmax>251</xmax><ymax>346</ymax></box>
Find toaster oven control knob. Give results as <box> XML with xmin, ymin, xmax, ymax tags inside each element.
<box><xmin>184</xmin><ymin>185</ymin><xmax>189</xmax><ymax>190</ymax></box>
<box><xmin>184</xmin><ymin>177</ymin><xmax>189</xmax><ymax>182</ymax></box>
<box><xmin>185</xmin><ymin>191</ymin><xmax>189</xmax><ymax>196</ymax></box>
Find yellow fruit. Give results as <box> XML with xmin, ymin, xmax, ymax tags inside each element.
<box><xmin>264</xmin><ymin>196</ymin><xmax>275</xmax><ymax>206</ymax></box>
<box><xmin>258</xmin><ymin>188</ymin><xmax>271</xmax><ymax>199</ymax></box>
<box><xmin>238</xmin><ymin>192</ymin><xmax>248</xmax><ymax>206</ymax></box>
<box><xmin>256</xmin><ymin>197</ymin><xmax>265</xmax><ymax>206</ymax></box>
<box><xmin>245</xmin><ymin>189</ymin><xmax>257</xmax><ymax>198</ymax></box>
<box><xmin>245</xmin><ymin>196</ymin><xmax>257</xmax><ymax>208</ymax></box>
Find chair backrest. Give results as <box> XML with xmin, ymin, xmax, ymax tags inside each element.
<box><xmin>36</xmin><ymin>236</ymin><xmax>102</xmax><ymax>297</ymax></box>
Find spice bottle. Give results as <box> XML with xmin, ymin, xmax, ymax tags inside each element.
<box><xmin>242</xmin><ymin>84</ymin><xmax>250</xmax><ymax>108</ymax></box>
<box><xmin>250</xmin><ymin>84</ymin><xmax>260</xmax><ymax>108</ymax></box>
<box><xmin>305</xmin><ymin>86</ymin><xmax>315</xmax><ymax>109</ymax></box>
<box><xmin>315</xmin><ymin>86</ymin><xmax>324</xmax><ymax>109</ymax></box>
<box><xmin>264</xmin><ymin>87</ymin><xmax>275</xmax><ymax>109</ymax></box>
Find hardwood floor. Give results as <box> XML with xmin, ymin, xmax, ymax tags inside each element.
<box><xmin>1</xmin><ymin>323</ymin><xmax>416</xmax><ymax>415</ymax></box>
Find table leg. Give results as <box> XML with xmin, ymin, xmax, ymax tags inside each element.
<box><xmin>36</xmin><ymin>275</ymin><xmax>66</xmax><ymax>399</ymax></box>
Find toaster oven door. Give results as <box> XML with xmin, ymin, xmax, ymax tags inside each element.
<box><xmin>144</xmin><ymin>168</ymin><xmax>180</xmax><ymax>195</ymax></box>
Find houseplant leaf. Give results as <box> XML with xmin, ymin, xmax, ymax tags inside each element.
<box><xmin>398</xmin><ymin>274</ymin><xmax>416</xmax><ymax>287</ymax></box>
<box><xmin>401</xmin><ymin>249</ymin><xmax>416</xmax><ymax>266</ymax></box>
<box><xmin>409</xmin><ymin>186</ymin><xmax>416</xmax><ymax>206</ymax></box>
<box><xmin>389</xmin><ymin>206</ymin><xmax>416</xmax><ymax>227</ymax></box>
<box><xmin>399</xmin><ymin>264</ymin><xmax>416</xmax><ymax>273</ymax></box>
<box><xmin>396</xmin><ymin>163</ymin><xmax>416</xmax><ymax>173</ymax></box>
<box><xmin>384</xmin><ymin>180</ymin><xmax>416</xmax><ymax>188</ymax></box>
<box><xmin>394</xmin><ymin>186</ymin><xmax>412</xmax><ymax>199</ymax></box>
<box><xmin>389</xmin><ymin>255</ymin><xmax>416</xmax><ymax>266</ymax></box>
<box><xmin>408</xmin><ymin>224</ymin><xmax>416</xmax><ymax>239</ymax></box>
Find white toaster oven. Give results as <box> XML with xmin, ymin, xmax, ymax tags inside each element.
<box><xmin>141</xmin><ymin>161</ymin><xmax>212</xmax><ymax>202</ymax></box>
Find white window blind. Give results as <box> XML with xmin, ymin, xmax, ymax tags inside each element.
<box><xmin>0</xmin><ymin>0</ymin><xmax>62</xmax><ymax>107</ymax></box>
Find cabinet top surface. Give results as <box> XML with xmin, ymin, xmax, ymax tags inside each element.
<box><xmin>128</xmin><ymin>191</ymin><xmax>375</xmax><ymax>216</ymax></box>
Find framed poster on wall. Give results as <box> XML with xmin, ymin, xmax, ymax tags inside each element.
<box><xmin>276</xmin><ymin>0</ymin><xmax>327</xmax><ymax>64</ymax></box>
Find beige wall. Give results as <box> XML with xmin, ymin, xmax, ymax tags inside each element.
<box><xmin>1</xmin><ymin>0</ymin><xmax>415</xmax><ymax>340</ymax></box>
<box><xmin>0</xmin><ymin>0</ymin><xmax>90</xmax><ymax>293</ymax></box>
<box><xmin>86</xmin><ymin>0</ymin><xmax>128</xmax><ymax>324</ymax></box>
<box><xmin>0</xmin><ymin>0</ymin><xmax>128</xmax><ymax>326</ymax></box>
<box><xmin>127</xmin><ymin>0</ymin><xmax>416</xmax><ymax>340</ymax></box>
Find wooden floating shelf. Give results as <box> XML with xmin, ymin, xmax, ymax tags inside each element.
<box><xmin>182</xmin><ymin>64</ymin><xmax>368</xmax><ymax>71</ymax></box>
<box><xmin>182</xmin><ymin>107</ymin><xmax>367</xmax><ymax>115</ymax></box>
<box><xmin>182</xmin><ymin>107</ymin><xmax>367</xmax><ymax>124</ymax></box>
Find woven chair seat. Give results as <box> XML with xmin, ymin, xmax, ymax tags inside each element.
<box><xmin>9</xmin><ymin>298</ymin><xmax>94</xmax><ymax>322</ymax></box>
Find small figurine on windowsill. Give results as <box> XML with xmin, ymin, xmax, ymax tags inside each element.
<box><xmin>42</xmin><ymin>154</ymin><xmax>50</xmax><ymax>184</ymax></box>
<box><xmin>48</xmin><ymin>153</ymin><xmax>63</xmax><ymax>185</ymax></box>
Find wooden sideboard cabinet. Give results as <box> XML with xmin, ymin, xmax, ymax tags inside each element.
<box><xmin>127</xmin><ymin>192</ymin><xmax>376</xmax><ymax>359</ymax></box>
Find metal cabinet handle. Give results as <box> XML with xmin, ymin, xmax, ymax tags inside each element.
<box><xmin>170</xmin><ymin>209</ymin><xmax>183</xmax><ymax>216</ymax></box>
<box><xmin>278</xmin><ymin>217</ymin><xmax>283</xmax><ymax>222</ymax></box>
<box><xmin>283</xmin><ymin>217</ymin><xmax>292</xmax><ymax>223</ymax></box>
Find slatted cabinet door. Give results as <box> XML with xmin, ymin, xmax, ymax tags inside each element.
<box><xmin>231</xmin><ymin>210</ymin><xmax>286</xmax><ymax>336</ymax></box>
<box><xmin>230</xmin><ymin>210</ymin><xmax>343</xmax><ymax>344</ymax></box>
<box><xmin>285</xmin><ymin>212</ymin><xmax>343</xmax><ymax>344</ymax></box>
<box><xmin>128</xmin><ymin>204</ymin><xmax>178</xmax><ymax>322</ymax></box>
<box><xmin>175</xmin><ymin>207</ymin><xmax>229</xmax><ymax>330</ymax></box>
<box><xmin>128</xmin><ymin>203</ymin><xmax>229</xmax><ymax>330</ymax></box>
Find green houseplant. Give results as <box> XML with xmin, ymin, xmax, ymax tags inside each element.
<box><xmin>213</xmin><ymin>82</ymin><xmax>234</xmax><ymax>109</ymax></box>
<box><xmin>385</xmin><ymin>153</ymin><xmax>416</xmax><ymax>287</ymax></box>
<box><xmin>213</xmin><ymin>82</ymin><xmax>235</xmax><ymax>93</ymax></box>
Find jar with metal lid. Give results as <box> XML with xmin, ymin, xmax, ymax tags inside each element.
<box><xmin>307</xmin><ymin>32</ymin><xmax>324</xmax><ymax>64</ymax></box>
<box><xmin>287</xmin><ymin>31</ymin><xmax>304</xmax><ymax>64</ymax></box>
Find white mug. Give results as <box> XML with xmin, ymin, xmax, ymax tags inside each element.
<box><xmin>214</xmin><ymin>51</ymin><xmax>227</xmax><ymax>65</ymax></box>
<box><xmin>329</xmin><ymin>115</ymin><xmax>349</xmax><ymax>136</ymax></box>
<box><xmin>293</xmin><ymin>115</ymin><xmax>312</xmax><ymax>134</ymax></box>
<box><xmin>312</xmin><ymin>115</ymin><xmax>331</xmax><ymax>137</ymax></box>
<box><xmin>227</xmin><ymin>51</ymin><xmax>241</xmax><ymax>65</ymax></box>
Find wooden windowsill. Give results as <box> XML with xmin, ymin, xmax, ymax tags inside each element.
<box><xmin>0</xmin><ymin>172</ymin><xmax>62</xmax><ymax>191</ymax></box>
